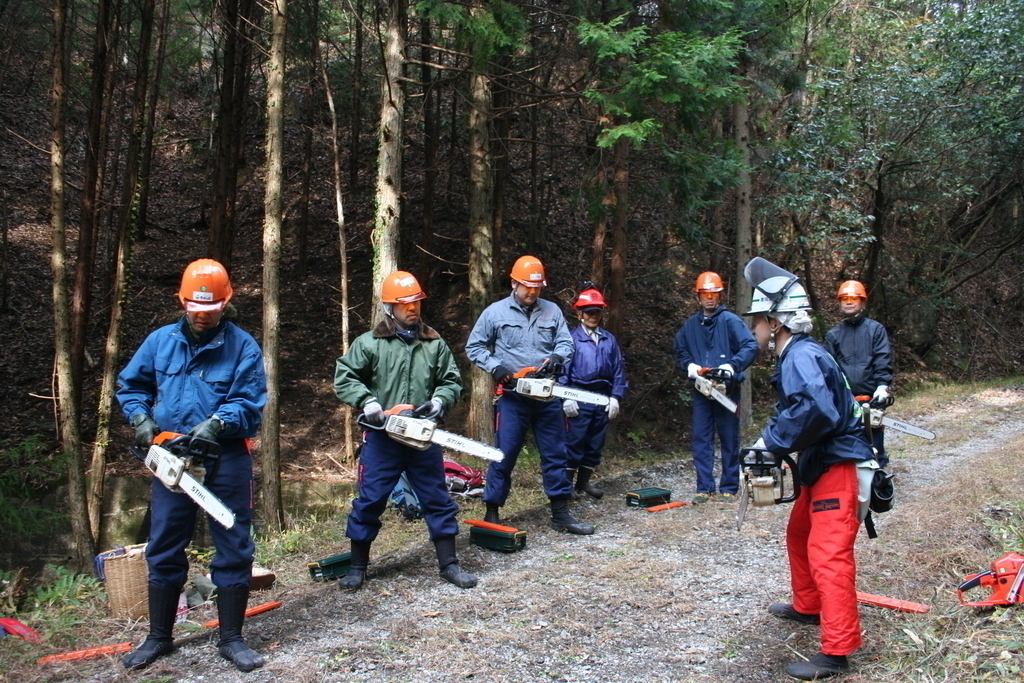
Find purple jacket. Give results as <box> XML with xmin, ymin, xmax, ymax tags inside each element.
<box><xmin>559</xmin><ymin>326</ymin><xmax>628</xmax><ymax>400</ymax></box>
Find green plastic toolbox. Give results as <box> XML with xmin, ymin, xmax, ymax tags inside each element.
<box><xmin>469</xmin><ymin>526</ymin><xmax>527</xmax><ymax>553</ymax></box>
<box><xmin>307</xmin><ymin>552</ymin><xmax>352</xmax><ymax>581</ymax></box>
<box><xmin>625</xmin><ymin>487</ymin><xmax>671</xmax><ymax>507</ymax></box>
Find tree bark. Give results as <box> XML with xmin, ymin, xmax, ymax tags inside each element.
<box><xmin>50</xmin><ymin>0</ymin><xmax>95</xmax><ymax>572</ymax></box>
<box><xmin>349</xmin><ymin>0</ymin><xmax>363</xmax><ymax>190</ymax></box>
<box><xmin>733</xmin><ymin>71</ymin><xmax>754</xmax><ymax>431</ymax></box>
<box><xmin>261</xmin><ymin>0</ymin><xmax>287</xmax><ymax>532</ymax></box>
<box><xmin>137</xmin><ymin>0</ymin><xmax>171</xmax><ymax>237</ymax></box>
<box><xmin>416</xmin><ymin>15</ymin><xmax>436</xmax><ymax>280</ymax></box>
<box><xmin>467</xmin><ymin>65</ymin><xmax>494</xmax><ymax>444</ymax></box>
<box><xmin>70</xmin><ymin>0</ymin><xmax>115</xmax><ymax>398</ymax></box>
<box><xmin>322</xmin><ymin>50</ymin><xmax>356</xmax><ymax>461</ymax></box>
<box><xmin>606</xmin><ymin>135</ymin><xmax>628</xmax><ymax>339</ymax></box>
<box><xmin>370</xmin><ymin>0</ymin><xmax>406</xmax><ymax>324</ymax></box>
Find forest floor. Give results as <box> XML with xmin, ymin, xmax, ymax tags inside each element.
<box><xmin>9</xmin><ymin>382</ymin><xmax>1024</xmax><ymax>683</ymax></box>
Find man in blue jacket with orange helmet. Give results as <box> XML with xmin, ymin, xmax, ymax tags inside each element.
<box><xmin>673</xmin><ymin>272</ymin><xmax>758</xmax><ymax>504</ymax></box>
<box><xmin>116</xmin><ymin>259</ymin><xmax>267</xmax><ymax>672</ymax></box>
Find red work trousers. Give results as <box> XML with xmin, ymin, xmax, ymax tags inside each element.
<box><xmin>787</xmin><ymin>461</ymin><xmax>863</xmax><ymax>655</ymax></box>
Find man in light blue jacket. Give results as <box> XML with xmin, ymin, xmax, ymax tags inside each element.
<box><xmin>466</xmin><ymin>256</ymin><xmax>593</xmax><ymax>534</ymax></box>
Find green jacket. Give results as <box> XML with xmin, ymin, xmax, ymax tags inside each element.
<box><xmin>334</xmin><ymin>317</ymin><xmax>462</xmax><ymax>412</ymax></box>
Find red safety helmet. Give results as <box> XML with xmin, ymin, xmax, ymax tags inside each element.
<box><xmin>694</xmin><ymin>272</ymin><xmax>725</xmax><ymax>293</ymax></box>
<box><xmin>511</xmin><ymin>256</ymin><xmax>547</xmax><ymax>287</ymax></box>
<box><xmin>381</xmin><ymin>271</ymin><xmax>427</xmax><ymax>303</ymax></box>
<box><xmin>837</xmin><ymin>280</ymin><xmax>867</xmax><ymax>300</ymax></box>
<box><xmin>574</xmin><ymin>288</ymin><xmax>607</xmax><ymax>311</ymax></box>
<box><xmin>178</xmin><ymin>259</ymin><xmax>233</xmax><ymax>312</ymax></box>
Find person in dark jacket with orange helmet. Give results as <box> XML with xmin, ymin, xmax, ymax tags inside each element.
<box><xmin>673</xmin><ymin>272</ymin><xmax>758</xmax><ymax>504</ymax></box>
<box><xmin>560</xmin><ymin>284</ymin><xmax>628</xmax><ymax>499</ymax></box>
<box><xmin>116</xmin><ymin>259</ymin><xmax>267</xmax><ymax>672</ymax></box>
<box><xmin>823</xmin><ymin>280</ymin><xmax>893</xmax><ymax>467</ymax></box>
<box><xmin>743</xmin><ymin>257</ymin><xmax>874</xmax><ymax>681</ymax></box>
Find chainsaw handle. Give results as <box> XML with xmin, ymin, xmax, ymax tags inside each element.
<box><xmin>777</xmin><ymin>453</ymin><xmax>800</xmax><ymax>504</ymax></box>
<box><xmin>958</xmin><ymin>570</ymin><xmax>992</xmax><ymax>593</ymax></box>
<box><xmin>739</xmin><ymin>447</ymin><xmax>801</xmax><ymax>504</ymax></box>
<box><xmin>132</xmin><ymin>432</ymin><xmax>221</xmax><ymax>464</ymax></box>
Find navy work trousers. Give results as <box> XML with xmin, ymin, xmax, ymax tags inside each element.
<box><xmin>691</xmin><ymin>388</ymin><xmax>742</xmax><ymax>494</ymax></box>
<box><xmin>565</xmin><ymin>401</ymin><xmax>610</xmax><ymax>471</ymax></box>
<box><xmin>484</xmin><ymin>392</ymin><xmax>573</xmax><ymax>506</ymax></box>
<box><xmin>146</xmin><ymin>440</ymin><xmax>255</xmax><ymax>590</ymax></box>
<box><xmin>346</xmin><ymin>430</ymin><xmax>459</xmax><ymax>543</ymax></box>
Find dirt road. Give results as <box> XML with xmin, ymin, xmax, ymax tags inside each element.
<box><xmin>33</xmin><ymin>386</ymin><xmax>1024</xmax><ymax>683</ymax></box>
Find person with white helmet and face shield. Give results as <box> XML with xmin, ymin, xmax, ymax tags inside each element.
<box><xmin>742</xmin><ymin>257</ymin><xmax>875</xmax><ymax>681</ymax></box>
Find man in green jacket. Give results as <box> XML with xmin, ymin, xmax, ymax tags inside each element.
<box><xmin>334</xmin><ymin>271</ymin><xmax>476</xmax><ymax>590</ymax></box>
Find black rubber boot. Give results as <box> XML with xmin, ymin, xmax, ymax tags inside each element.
<box><xmin>550</xmin><ymin>497</ymin><xmax>595</xmax><ymax>535</ymax></box>
<box><xmin>483</xmin><ymin>502</ymin><xmax>501</xmax><ymax>525</ymax></box>
<box><xmin>785</xmin><ymin>653</ymin><xmax>849</xmax><ymax>680</ymax></box>
<box><xmin>216</xmin><ymin>586</ymin><xmax>264</xmax><ymax>672</ymax></box>
<box><xmin>434</xmin><ymin>535</ymin><xmax>478</xmax><ymax>589</ymax></box>
<box><xmin>768</xmin><ymin>603</ymin><xmax>821</xmax><ymax>625</ymax></box>
<box><xmin>338</xmin><ymin>539</ymin><xmax>371</xmax><ymax>590</ymax></box>
<box><xmin>566</xmin><ymin>469</ymin><xmax>580</xmax><ymax>500</ymax></box>
<box><xmin>122</xmin><ymin>584</ymin><xmax>179</xmax><ymax>670</ymax></box>
<box><xmin>575</xmin><ymin>467</ymin><xmax>604</xmax><ymax>500</ymax></box>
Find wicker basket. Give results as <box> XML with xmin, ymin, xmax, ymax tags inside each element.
<box><xmin>102</xmin><ymin>543</ymin><xmax>149</xmax><ymax>620</ymax></box>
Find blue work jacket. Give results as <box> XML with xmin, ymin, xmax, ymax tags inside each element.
<box><xmin>466</xmin><ymin>292</ymin><xmax>574</xmax><ymax>374</ymax></box>
<box><xmin>559</xmin><ymin>326</ymin><xmax>628</xmax><ymax>400</ymax></box>
<box><xmin>117</xmin><ymin>317</ymin><xmax>267</xmax><ymax>438</ymax></box>
<box><xmin>762</xmin><ymin>334</ymin><xmax>873</xmax><ymax>486</ymax></box>
<box><xmin>673</xmin><ymin>306</ymin><xmax>758</xmax><ymax>384</ymax></box>
<box><xmin>823</xmin><ymin>316</ymin><xmax>893</xmax><ymax>396</ymax></box>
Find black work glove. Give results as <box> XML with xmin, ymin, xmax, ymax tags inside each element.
<box><xmin>132</xmin><ymin>414</ymin><xmax>160</xmax><ymax>449</ymax></box>
<box><xmin>189</xmin><ymin>416</ymin><xmax>224</xmax><ymax>442</ymax></box>
<box><xmin>492</xmin><ymin>365</ymin><xmax>513</xmax><ymax>386</ymax></box>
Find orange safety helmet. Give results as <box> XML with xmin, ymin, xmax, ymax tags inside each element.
<box><xmin>837</xmin><ymin>280</ymin><xmax>867</xmax><ymax>300</ymax></box>
<box><xmin>694</xmin><ymin>272</ymin><xmax>725</xmax><ymax>293</ymax></box>
<box><xmin>510</xmin><ymin>255</ymin><xmax>547</xmax><ymax>287</ymax></box>
<box><xmin>574</xmin><ymin>288</ymin><xmax>607</xmax><ymax>311</ymax></box>
<box><xmin>381</xmin><ymin>271</ymin><xmax>427</xmax><ymax>303</ymax></box>
<box><xmin>178</xmin><ymin>259</ymin><xmax>233</xmax><ymax>312</ymax></box>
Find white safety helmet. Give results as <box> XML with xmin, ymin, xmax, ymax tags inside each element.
<box><xmin>743</xmin><ymin>257</ymin><xmax>812</xmax><ymax>316</ymax></box>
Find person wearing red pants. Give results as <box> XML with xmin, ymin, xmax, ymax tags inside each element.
<box><xmin>743</xmin><ymin>257</ymin><xmax>874</xmax><ymax>681</ymax></box>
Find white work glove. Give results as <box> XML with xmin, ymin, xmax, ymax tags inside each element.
<box><xmin>687</xmin><ymin>363</ymin><xmax>701</xmax><ymax>379</ymax></box>
<box><xmin>873</xmin><ymin>385</ymin><xmax>889</xmax><ymax>401</ymax></box>
<box><xmin>606</xmin><ymin>397</ymin><xmax>620</xmax><ymax>419</ymax></box>
<box><xmin>562</xmin><ymin>399</ymin><xmax>579</xmax><ymax>418</ymax></box>
<box><xmin>423</xmin><ymin>397</ymin><xmax>445</xmax><ymax>420</ymax></box>
<box><xmin>362</xmin><ymin>399</ymin><xmax>385</xmax><ymax>426</ymax></box>
<box><xmin>717</xmin><ymin>364</ymin><xmax>734</xmax><ymax>379</ymax></box>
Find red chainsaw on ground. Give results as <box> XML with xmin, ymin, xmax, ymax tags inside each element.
<box><xmin>957</xmin><ymin>552</ymin><xmax>1024</xmax><ymax>607</ymax></box>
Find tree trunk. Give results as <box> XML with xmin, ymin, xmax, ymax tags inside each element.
<box><xmin>137</xmin><ymin>0</ymin><xmax>171</xmax><ymax>237</ymax></box>
<box><xmin>370</xmin><ymin>0</ymin><xmax>406</xmax><ymax>324</ymax></box>
<box><xmin>322</xmin><ymin>50</ymin><xmax>356</xmax><ymax>462</ymax></box>
<box><xmin>348</xmin><ymin>0</ymin><xmax>363</xmax><ymax>190</ymax></box>
<box><xmin>209</xmin><ymin>0</ymin><xmax>258</xmax><ymax>270</ymax></box>
<box><xmin>467</xmin><ymin>66</ymin><xmax>494</xmax><ymax>444</ymax></box>
<box><xmin>296</xmin><ymin>0</ymin><xmax>319</xmax><ymax>281</ymax></box>
<box><xmin>733</xmin><ymin>73</ymin><xmax>754</xmax><ymax>431</ymax></box>
<box><xmin>70</xmin><ymin>0</ymin><xmax>115</xmax><ymax>398</ymax></box>
<box><xmin>50</xmin><ymin>0</ymin><xmax>95</xmax><ymax>572</ymax></box>
<box><xmin>605</xmin><ymin>136</ymin><xmax>628</xmax><ymax>339</ymax></box>
<box><xmin>261</xmin><ymin>0</ymin><xmax>287</xmax><ymax>533</ymax></box>
<box><xmin>416</xmin><ymin>15</ymin><xmax>435</xmax><ymax>279</ymax></box>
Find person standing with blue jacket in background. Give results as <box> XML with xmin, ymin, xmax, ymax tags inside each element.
<box><xmin>466</xmin><ymin>256</ymin><xmax>593</xmax><ymax>534</ymax></box>
<box><xmin>116</xmin><ymin>259</ymin><xmax>267</xmax><ymax>672</ymax></box>
<box><xmin>560</xmin><ymin>284</ymin><xmax>628</xmax><ymax>500</ymax></box>
<box><xmin>674</xmin><ymin>272</ymin><xmax>758</xmax><ymax>504</ymax></box>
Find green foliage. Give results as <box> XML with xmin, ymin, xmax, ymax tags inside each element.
<box><xmin>983</xmin><ymin>503</ymin><xmax>1024</xmax><ymax>554</ymax></box>
<box><xmin>416</xmin><ymin>0</ymin><xmax>527</xmax><ymax>69</ymax></box>
<box><xmin>0</xmin><ymin>434</ymin><xmax>67</xmax><ymax>538</ymax></box>
<box><xmin>28</xmin><ymin>565</ymin><xmax>105</xmax><ymax>613</ymax></box>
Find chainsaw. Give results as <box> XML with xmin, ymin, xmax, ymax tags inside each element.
<box><xmin>855</xmin><ymin>395</ymin><xmax>935</xmax><ymax>440</ymax></box>
<box><xmin>501</xmin><ymin>363</ymin><xmax>610</xmax><ymax>407</ymax></box>
<box><xmin>957</xmin><ymin>552</ymin><xmax>1024</xmax><ymax>607</ymax></box>
<box><xmin>694</xmin><ymin>367</ymin><xmax>737</xmax><ymax>414</ymax></box>
<box><xmin>359</xmin><ymin>403</ymin><xmax>504</xmax><ymax>462</ymax></box>
<box><xmin>132</xmin><ymin>432</ymin><xmax>236</xmax><ymax>529</ymax></box>
<box><xmin>736</xmin><ymin>447</ymin><xmax>800</xmax><ymax>532</ymax></box>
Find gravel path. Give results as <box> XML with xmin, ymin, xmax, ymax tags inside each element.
<box><xmin>34</xmin><ymin>387</ymin><xmax>1024</xmax><ymax>683</ymax></box>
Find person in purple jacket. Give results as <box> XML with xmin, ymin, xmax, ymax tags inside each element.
<box><xmin>560</xmin><ymin>284</ymin><xmax>628</xmax><ymax>499</ymax></box>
